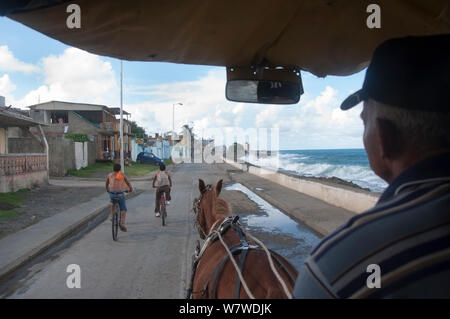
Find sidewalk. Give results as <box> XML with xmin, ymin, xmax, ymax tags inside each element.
<box><xmin>0</xmin><ymin>190</ymin><xmax>141</xmax><ymax>283</ymax></box>
<box><xmin>220</xmin><ymin>164</ymin><xmax>356</xmax><ymax>237</ymax></box>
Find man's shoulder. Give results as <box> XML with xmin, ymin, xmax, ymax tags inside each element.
<box><xmin>295</xmin><ymin>184</ymin><xmax>450</xmax><ymax>298</ymax></box>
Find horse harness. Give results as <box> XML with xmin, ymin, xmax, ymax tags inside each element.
<box><xmin>187</xmin><ymin>214</ymin><xmax>258</xmax><ymax>298</ymax></box>
<box><xmin>187</xmin><ymin>214</ymin><xmax>297</xmax><ymax>299</ymax></box>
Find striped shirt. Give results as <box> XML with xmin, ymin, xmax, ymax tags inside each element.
<box><xmin>293</xmin><ymin>152</ymin><xmax>450</xmax><ymax>298</ymax></box>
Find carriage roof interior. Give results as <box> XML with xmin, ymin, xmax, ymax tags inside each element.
<box><xmin>2</xmin><ymin>0</ymin><xmax>449</xmax><ymax>78</ymax></box>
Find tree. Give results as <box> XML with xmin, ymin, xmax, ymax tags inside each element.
<box><xmin>130</xmin><ymin>121</ymin><xmax>148</xmax><ymax>143</ymax></box>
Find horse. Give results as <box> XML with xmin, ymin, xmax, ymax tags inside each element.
<box><xmin>187</xmin><ymin>179</ymin><xmax>298</xmax><ymax>299</ymax></box>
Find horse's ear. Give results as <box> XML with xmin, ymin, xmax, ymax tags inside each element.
<box><xmin>199</xmin><ymin>179</ymin><xmax>207</xmax><ymax>194</ymax></box>
<box><xmin>216</xmin><ymin>179</ymin><xmax>223</xmax><ymax>196</ymax></box>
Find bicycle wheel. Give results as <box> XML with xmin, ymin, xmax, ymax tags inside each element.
<box><xmin>112</xmin><ymin>203</ymin><xmax>119</xmax><ymax>241</ymax></box>
<box><xmin>161</xmin><ymin>198</ymin><xmax>166</xmax><ymax>226</ymax></box>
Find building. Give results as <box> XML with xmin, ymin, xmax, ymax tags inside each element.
<box><xmin>28</xmin><ymin>101</ymin><xmax>133</xmax><ymax>176</ymax></box>
<box><xmin>0</xmin><ymin>99</ymin><xmax>49</xmax><ymax>193</ymax></box>
<box><xmin>132</xmin><ymin>133</ymin><xmax>172</xmax><ymax>161</ymax></box>
<box><xmin>147</xmin><ymin>134</ymin><xmax>171</xmax><ymax>160</ymax></box>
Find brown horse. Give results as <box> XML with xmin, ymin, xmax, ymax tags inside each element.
<box><xmin>188</xmin><ymin>179</ymin><xmax>298</xmax><ymax>299</ymax></box>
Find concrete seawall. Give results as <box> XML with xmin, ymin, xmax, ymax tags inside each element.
<box><xmin>225</xmin><ymin>160</ymin><xmax>380</xmax><ymax>214</ymax></box>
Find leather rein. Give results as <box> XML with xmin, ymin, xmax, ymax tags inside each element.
<box><xmin>187</xmin><ymin>185</ymin><xmax>295</xmax><ymax>299</ymax></box>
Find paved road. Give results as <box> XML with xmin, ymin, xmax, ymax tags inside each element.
<box><xmin>8</xmin><ymin>164</ymin><xmax>228</xmax><ymax>299</ymax></box>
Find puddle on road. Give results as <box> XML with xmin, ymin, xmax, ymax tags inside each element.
<box><xmin>224</xmin><ymin>183</ymin><xmax>321</xmax><ymax>270</ymax></box>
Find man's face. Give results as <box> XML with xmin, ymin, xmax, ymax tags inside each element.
<box><xmin>361</xmin><ymin>102</ymin><xmax>391</xmax><ymax>182</ymax></box>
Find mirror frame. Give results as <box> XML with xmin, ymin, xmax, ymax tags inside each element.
<box><xmin>225</xmin><ymin>66</ymin><xmax>304</xmax><ymax>104</ymax></box>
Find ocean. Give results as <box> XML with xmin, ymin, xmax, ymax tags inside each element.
<box><xmin>248</xmin><ymin>149</ymin><xmax>388</xmax><ymax>193</ymax></box>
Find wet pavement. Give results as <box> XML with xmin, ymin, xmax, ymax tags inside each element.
<box><xmin>223</xmin><ymin>182</ymin><xmax>321</xmax><ymax>270</ymax></box>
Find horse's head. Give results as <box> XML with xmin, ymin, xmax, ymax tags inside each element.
<box><xmin>194</xmin><ymin>179</ymin><xmax>223</xmax><ymax>239</ymax></box>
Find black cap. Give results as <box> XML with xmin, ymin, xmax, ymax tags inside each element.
<box><xmin>340</xmin><ymin>34</ymin><xmax>450</xmax><ymax>113</ymax></box>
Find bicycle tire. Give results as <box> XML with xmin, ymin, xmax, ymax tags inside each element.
<box><xmin>112</xmin><ymin>203</ymin><xmax>119</xmax><ymax>241</ymax></box>
<box><xmin>161</xmin><ymin>197</ymin><xmax>166</xmax><ymax>226</ymax></box>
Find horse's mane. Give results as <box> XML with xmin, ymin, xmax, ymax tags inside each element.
<box><xmin>215</xmin><ymin>197</ymin><xmax>232</xmax><ymax>217</ymax></box>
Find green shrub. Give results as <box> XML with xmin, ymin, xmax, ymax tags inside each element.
<box><xmin>65</xmin><ymin>133</ymin><xmax>89</xmax><ymax>143</ymax></box>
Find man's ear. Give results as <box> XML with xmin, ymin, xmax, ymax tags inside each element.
<box><xmin>376</xmin><ymin>118</ymin><xmax>403</xmax><ymax>159</ymax></box>
<box><xmin>199</xmin><ymin>179</ymin><xmax>206</xmax><ymax>194</ymax></box>
<box><xmin>216</xmin><ymin>179</ymin><xmax>223</xmax><ymax>196</ymax></box>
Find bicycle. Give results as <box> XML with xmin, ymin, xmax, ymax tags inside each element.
<box><xmin>160</xmin><ymin>192</ymin><xmax>167</xmax><ymax>226</ymax></box>
<box><xmin>110</xmin><ymin>190</ymin><xmax>129</xmax><ymax>241</ymax></box>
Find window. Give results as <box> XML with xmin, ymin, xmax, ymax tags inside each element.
<box><xmin>50</xmin><ymin>111</ymin><xmax>69</xmax><ymax>124</ymax></box>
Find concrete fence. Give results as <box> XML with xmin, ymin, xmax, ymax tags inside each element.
<box><xmin>0</xmin><ymin>154</ymin><xmax>48</xmax><ymax>192</ymax></box>
<box><xmin>225</xmin><ymin>159</ymin><xmax>379</xmax><ymax>214</ymax></box>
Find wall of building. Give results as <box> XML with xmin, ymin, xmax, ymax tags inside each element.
<box><xmin>28</xmin><ymin>112</ymin><xmax>100</xmax><ymax>175</ymax></box>
<box><xmin>8</xmin><ymin>138</ymin><xmax>44</xmax><ymax>153</ymax></box>
<box><xmin>0</xmin><ymin>128</ymin><xmax>6</xmax><ymax>154</ymax></box>
<box><xmin>67</xmin><ymin>111</ymin><xmax>99</xmax><ymax>136</ymax></box>
<box><xmin>74</xmin><ymin>111</ymin><xmax>103</xmax><ymax>124</ymax></box>
<box><xmin>88</xmin><ymin>136</ymin><xmax>97</xmax><ymax>165</ymax></box>
<box><xmin>32</xmin><ymin>127</ymin><xmax>96</xmax><ymax>176</ymax></box>
<box><xmin>29</xmin><ymin>109</ymin><xmax>45</xmax><ymax>122</ymax></box>
<box><xmin>7</xmin><ymin>127</ymin><xmax>27</xmax><ymax>138</ymax></box>
<box><xmin>7</xmin><ymin>127</ymin><xmax>44</xmax><ymax>154</ymax></box>
<box><xmin>46</xmin><ymin>135</ymin><xmax>75</xmax><ymax>176</ymax></box>
<box><xmin>102</xmin><ymin>110</ymin><xmax>116</xmax><ymax>123</ymax></box>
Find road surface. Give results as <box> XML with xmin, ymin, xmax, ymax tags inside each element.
<box><xmin>7</xmin><ymin>164</ymin><xmax>228</xmax><ymax>299</ymax></box>
<box><xmin>5</xmin><ymin>163</ymin><xmax>323</xmax><ymax>299</ymax></box>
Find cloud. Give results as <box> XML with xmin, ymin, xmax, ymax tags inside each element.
<box><xmin>3</xmin><ymin>44</ymin><xmax>363</xmax><ymax>149</ymax></box>
<box><xmin>125</xmin><ymin>69</ymin><xmax>239</xmax><ymax>134</ymax></box>
<box><xmin>42</xmin><ymin>48</ymin><xmax>117</xmax><ymax>102</ymax></box>
<box><xmin>8</xmin><ymin>47</ymin><xmax>119</xmax><ymax>108</ymax></box>
<box><xmin>260</xmin><ymin>86</ymin><xmax>364</xmax><ymax>149</ymax></box>
<box><xmin>0</xmin><ymin>45</ymin><xmax>39</xmax><ymax>73</ymax></box>
<box><xmin>0</xmin><ymin>74</ymin><xmax>24</xmax><ymax>108</ymax></box>
<box><xmin>0</xmin><ymin>74</ymin><xmax>16</xmax><ymax>102</ymax></box>
<box><xmin>125</xmin><ymin>71</ymin><xmax>364</xmax><ymax>149</ymax></box>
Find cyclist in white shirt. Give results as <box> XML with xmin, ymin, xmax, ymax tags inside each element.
<box><xmin>152</xmin><ymin>163</ymin><xmax>172</xmax><ymax>217</ymax></box>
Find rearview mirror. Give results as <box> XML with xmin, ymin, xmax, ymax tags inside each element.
<box><xmin>226</xmin><ymin>66</ymin><xmax>303</xmax><ymax>104</ymax></box>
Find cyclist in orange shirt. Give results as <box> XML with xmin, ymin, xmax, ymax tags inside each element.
<box><xmin>106</xmin><ymin>164</ymin><xmax>133</xmax><ymax>231</ymax></box>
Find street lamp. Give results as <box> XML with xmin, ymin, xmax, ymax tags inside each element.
<box><xmin>172</xmin><ymin>102</ymin><xmax>183</xmax><ymax>139</ymax></box>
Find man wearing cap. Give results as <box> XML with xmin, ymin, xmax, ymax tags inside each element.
<box><xmin>293</xmin><ymin>34</ymin><xmax>450</xmax><ymax>298</ymax></box>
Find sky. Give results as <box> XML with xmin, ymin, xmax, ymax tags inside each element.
<box><xmin>0</xmin><ymin>16</ymin><xmax>367</xmax><ymax>150</ymax></box>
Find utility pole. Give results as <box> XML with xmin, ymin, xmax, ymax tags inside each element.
<box><xmin>120</xmin><ymin>60</ymin><xmax>124</xmax><ymax>172</ymax></box>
